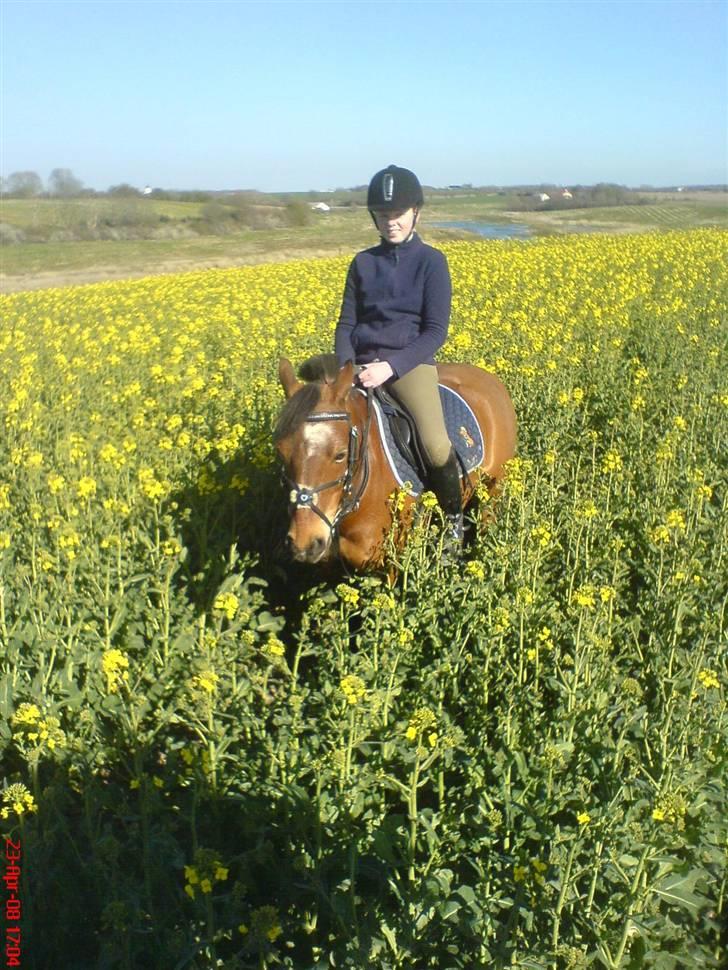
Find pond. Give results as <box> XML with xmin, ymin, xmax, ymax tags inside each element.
<box><xmin>430</xmin><ymin>220</ymin><xmax>532</xmax><ymax>239</ymax></box>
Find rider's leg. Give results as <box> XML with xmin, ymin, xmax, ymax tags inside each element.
<box><xmin>389</xmin><ymin>365</ymin><xmax>464</xmax><ymax>543</ymax></box>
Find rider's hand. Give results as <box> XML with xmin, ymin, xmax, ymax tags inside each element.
<box><xmin>358</xmin><ymin>361</ymin><xmax>394</xmax><ymax>388</ymax></box>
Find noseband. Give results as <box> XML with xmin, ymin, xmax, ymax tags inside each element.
<box><xmin>284</xmin><ymin>393</ymin><xmax>371</xmax><ymax>537</ymax></box>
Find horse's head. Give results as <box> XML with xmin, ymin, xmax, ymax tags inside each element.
<box><xmin>275</xmin><ymin>357</ymin><xmax>359</xmax><ymax>563</ymax></box>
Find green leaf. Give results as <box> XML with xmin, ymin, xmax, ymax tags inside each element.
<box><xmin>652</xmin><ymin>867</ymin><xmax>707</xmax><ymax>913</ymax></box>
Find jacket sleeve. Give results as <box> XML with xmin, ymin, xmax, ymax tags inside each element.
<box><xmin>334</xmin><ymin>260</ymin><xmax>358</xmax><ymax>366</ymax></box>
<box><xmin>386</xmin><ymin>250</ymin><xmax>452</xmax><ymax>379</ymax></box>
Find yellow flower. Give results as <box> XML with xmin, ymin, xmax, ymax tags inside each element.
<box><xmin>530</xmin><ymin>523</ymin><xmax>552</xmax><ymax>548</ymax></box>
<box><xmin>405</xmin><ymin>707</ymin><xmax>438</xmax><ymax>743</ymax></box>
<box><xmin>251</xmin><ymin>905</ymin><xmax>283</xmax><ymax>943</ymax></box>
<box><xmin>577</xmin><ymin>811</ymin><xmax>591</xmax><ymax>826</ymax></box>
<box><xmin>102</xmin><ymin>649</ymin><xmax>130</xmax><ymax>693</ymax></box>
<box><xmin>76</xmin><ymin>476</ymin><xmax>97</xmax><ymax>499</ymax></box>
<box><xmin>12</xmin><ymin>703</ymin><xmax>41</xmax><ymax>726</ymax></box>
<box><xmin>213</xmin><ymin>591</ymin><xmax>239</xmax><ymax>621</ymax></box>
<box><xmin>1</xmin><ymin>784</ymin><xmax>37</xmax><ymax>819</ymax></box>
<box><xmin>420</xmin><ymin>490</ymin><xmax>438</xmax><ymax>509</ymax></box>
<box><xmin>336</xmin><ymin>583</ymin><xmax>360</xmax><ymax>608</ymax></box>
<box><xmin>601</xmin><ymin>449</ymin><xmax>623</xmax><ymax>474</ymax></box>
<box><xmin>263</xmin><ymin>636</ymin><xmax>286</xmax><ymax>658</ymax></box>
<box><xmin>575</xmin><ymin>499</ymin><xmax>598</xmax><ymax>521</ymax></box>
<box><xmin>465</xmin><ymin>560</ymin><xmax>485</xmax><ymax>581</ymax></box>
<box><xmin>47</xmin><ymin>472</ymin><xmax>66</xmax><ymax>494</ymax></box>
<box><xmin>372</xmin><ymin>592</ymin><xmax>395</xmax><ymax>611</ymax></box>
<box><xmin>650</xmin><ymin>524</ymin><xmax>671</xmax><ymax>545</ymax></box>
<box><xmin>190</xmin><ymin>670</ymin><xmax>219</xmax><ymax>694</ymax></box>
<box><xmin>572</xmin><ymin>585</ymin><xmax>596</xmax><ymax>609</ymax></box>
<box><xmin>339</xmin><ymin>674</ymin><xmax>367</xmax><ymax>706</ymax></box>
<box><xmin>697</xmin><ymin>669</ymin><xmax>719</xmax><ymax>690</ymax></box>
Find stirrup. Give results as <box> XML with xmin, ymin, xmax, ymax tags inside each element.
<box><xmin>439</xmin><ymin>512</ymin><xmax>465</xmax><ymax>562</ymax></box>
<box><xmin>445</xmin><ymin>512</ymin><xmax>465</xmax><ymax>543</ymax></box>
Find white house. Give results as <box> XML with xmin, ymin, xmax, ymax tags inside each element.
<box><xmin>561</xmin><ymin>188</ymin><xmax>573</xmax><ymax>199</ymax></box>
<box><xmin>311</xmin><ymin>202</ymin><xmax>331</xmax><ymax>212</ymax></box>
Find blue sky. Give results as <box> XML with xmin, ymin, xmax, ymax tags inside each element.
<box><xmin>2</xmin><ymin>0</ymin><xmax>726</xmax><ymax>191</ymax></box>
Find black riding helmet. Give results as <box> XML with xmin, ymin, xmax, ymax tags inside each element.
<box><xmin>367</xmin><ymin>164</ymin><xmax>424</xmax><ymax>211</ymax></box>
<box><xmin>367</xmin><ymin>165</ymin><xmax>424</xmax><ymax>240</ymax></box>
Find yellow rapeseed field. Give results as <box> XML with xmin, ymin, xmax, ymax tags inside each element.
<box><xmin>0</xmin><ymin>229</ymin><xmax>726</xmax><ymax>968</ymax></box>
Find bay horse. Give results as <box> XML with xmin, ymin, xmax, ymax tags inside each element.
<box><xmin>275</xmin><ymin>356</ymin><xmax>517</xmax><ymax>570</ymax></box>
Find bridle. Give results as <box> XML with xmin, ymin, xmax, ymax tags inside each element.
<box><xmin>283</xmin><ymin>389</ymin><xmax>372</xmax><ymax>539</ymax></box>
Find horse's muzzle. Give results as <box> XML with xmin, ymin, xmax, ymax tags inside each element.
<box><xmin>285</xmin><ymin>533</ymin><xmax>331</xmax><ymax>564</ymax></box>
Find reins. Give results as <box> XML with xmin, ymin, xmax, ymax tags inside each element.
<box><xmin>284</xmin><ymin>387</ymin><xmax>373</xmax><ymax>541</ymax></box>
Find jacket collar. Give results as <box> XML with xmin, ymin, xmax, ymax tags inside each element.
<box><xmin>378</xmin><ymin>232</ymin><xmax>422</xmax><ymax>256</ymax></box>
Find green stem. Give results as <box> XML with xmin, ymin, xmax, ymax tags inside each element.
<box><xmin>408</xmin><ymin>754</ymin><xmax>421</xmax><ymax>883</ymax></box>
<box><xmin>611</xmin><ymin>847</ymin><xmax>649</xmax><ymax>967</ymax></box>
<box><xmin>551</xmin><ymin>840</ymin><xmax>578</xmax><ymax>952</ymax></box>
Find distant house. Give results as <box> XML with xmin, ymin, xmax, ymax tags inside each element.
<box><xmin>561</xmin><ymin>188</ymin><xmax>573</xmax><ymax>199</ymax></box>
<box><xmin>142</xmin><ymin>185</ymin><xmax>153</xmax><ymax>196</ymax></box>
<box><xmin>311</xmin><ymin>202</ymin><xmax>331</xmax><ymax>212</ymax></box>
<box><xmin>536</xmin><ymin>193</ymin><xmax>551</xmax><ymax>203</ymax></box>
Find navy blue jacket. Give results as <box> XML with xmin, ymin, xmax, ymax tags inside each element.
<box><xmin>334</xmin><ymin>233</ymin><xmax>451</xmax><ymax>379</ymax></box>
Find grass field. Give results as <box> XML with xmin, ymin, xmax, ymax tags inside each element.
<box><xmin>2</xmin><ymin>191</ymin><xmax>725</xmax><ymax>292</ymax></box>
<box><xmin>0</xmin><ymin>229</ymin><xmax>726</xmax><ymax>968</ymax></box>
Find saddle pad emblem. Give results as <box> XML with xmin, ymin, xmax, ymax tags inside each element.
<box><xmin>373</xmin><ymin>384</ymin><xmax>485</xmax><ymax>496</ymax></box>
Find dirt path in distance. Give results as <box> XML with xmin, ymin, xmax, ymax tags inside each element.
<box><xmin>0</xmin><ymin>247</ymin><xmax>348</xmax><ymax>294</ymax></box>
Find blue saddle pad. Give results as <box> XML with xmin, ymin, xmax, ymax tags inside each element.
<box><xmin>370</xmin><ymin>384</ymin><xmax>485</xmax><ymax>496</ymax></box>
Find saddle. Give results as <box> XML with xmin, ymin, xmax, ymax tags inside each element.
<box><xmin>373</xmin><ymin>386</ymin><xmax>429</xmax><ymax>478</ymax></box>
<box><xmin>369</xmin><ymin>383</ymin><xmax>485</xmax><ymax>497</ymax></box>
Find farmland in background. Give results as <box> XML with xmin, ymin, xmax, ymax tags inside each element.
<box><xmin>0</xmin><ymin>229</ymin><xmax>726</xmax><ymax>968</ymax></box>
<box><xmin>1</xmin><ymin>188</ymin><xmax>726</xmax><ymax>291</ymax></box>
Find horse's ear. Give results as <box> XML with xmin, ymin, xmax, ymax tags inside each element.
<box><xmin>279</xmin><ymin>357</ymin><xmax>302</xmax><ymax>399</ymax></box>
<box><xmin>332</xmin><ymin>360</ymin><xmax>355</xmax><ymax>402</ymax></box>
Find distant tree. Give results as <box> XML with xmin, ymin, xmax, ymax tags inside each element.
<box><xmin>4</xmin><ymin>171</ymin><xmax>43</xmax><ymax>197</ymax></box>
<box><xmin>284</xmin><ymin>200</ymin><xmax>312</xmax><ymax>227</ymax></box>
<box><xmin>48</xmin><ymin>168</ymin><xmax>84</xmax><ymax>197</ymax></box>
<box><xmin>108</xmin><ymin>183</ymin><xmax>141</xmax><ymax>197</ymax></box>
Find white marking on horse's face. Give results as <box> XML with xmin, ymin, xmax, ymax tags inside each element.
<box><xmin>302</xmin><ymin>422</ymin><xmax>333</xmax><ymax>452</ymax></box>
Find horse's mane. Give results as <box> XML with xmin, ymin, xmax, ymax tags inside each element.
<box><xmin>274</xmin><ymin>354</ymin><xmax>344</xmax><ymax>442</ymax></box>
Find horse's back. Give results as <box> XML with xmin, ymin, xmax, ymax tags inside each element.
<box><xmin>436</xmin><ymin>363</ymin><xmax>517</xmax><ymax>479</ymax></box>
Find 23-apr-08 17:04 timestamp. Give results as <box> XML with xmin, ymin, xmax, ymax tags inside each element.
<box><xmin>3</xmin><ymin>839</ymin><xmax>21</xmax><ymax>968</ymax></box>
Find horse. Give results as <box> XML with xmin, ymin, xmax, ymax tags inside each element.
<box><xmin>274</xmin><ymin>356</ymin><xmax>517</xmax><ymax>570</ymax></box>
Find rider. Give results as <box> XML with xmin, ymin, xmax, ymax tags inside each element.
<box><xmin>334</xmin><ymin>163</ymin><xmax>464</xmax><ymax>545</ymax></box>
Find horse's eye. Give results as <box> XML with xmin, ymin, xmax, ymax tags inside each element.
<box><xmin>334</xmin><ymin>450</ymin><xmax>347</xmax><ymax>463</ymax></box>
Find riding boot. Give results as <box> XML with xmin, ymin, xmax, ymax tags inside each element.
<box><xmin>427</xmin><ymin>449</ymin><xmax>464</xmax><ymax>548</ymax></box>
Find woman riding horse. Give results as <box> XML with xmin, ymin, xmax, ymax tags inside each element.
<box><xmin>274</xmin><ymin>164</ymin><xmax>517</xmax><ymax>570</ymax></box>
<box><xmin>334</xmin><ymin>164</ymin><xmax>465</xmax><ymax>546</ymax></box>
